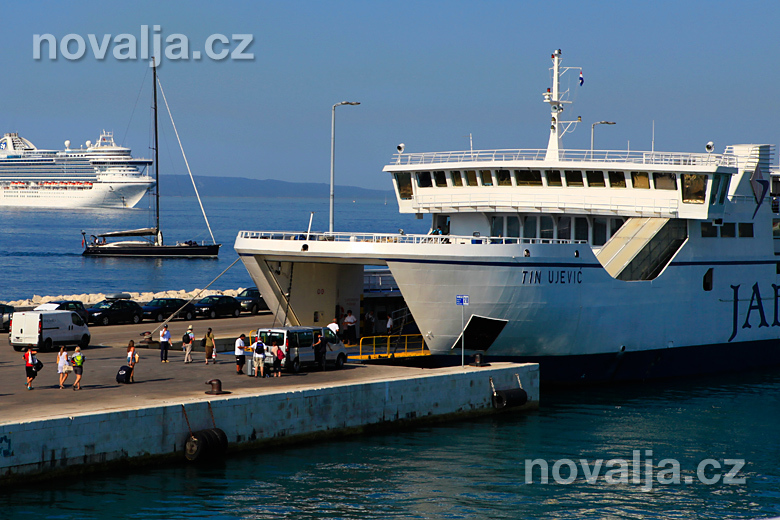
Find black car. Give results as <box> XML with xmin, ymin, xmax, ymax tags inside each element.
<box><xmin>87</xmin><ymin>297</ymin><xmax>144</xmax><ymax>326</ymax></box>
<box><xmin>235</xmin><ymin>287</ymin><xmax>268</xmax><ymax>315</ymax></box>
<box><xmin>0</xmin><ymin>304</ymin><xmax>13</xmax><ymax>332</ymax></box>
<box><xmin>34</xmin><ymin>300</ymin><xmax>88</xmax><ymax>321</ymax></box>
<box><xmin>142</xmin><ymin>298</ymin><xmax>195</xmax><ymax>322</ymax></box>
<box><xmin>194</xmin><ymin>295</ymin><xmax>241</xmax><ymax>319</ymax></box>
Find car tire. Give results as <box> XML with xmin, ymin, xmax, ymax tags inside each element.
<box><xmin>132</xmin><ymin>314</ymin><xmax>141</xmax><ymax>324</ymax></box>
<box><xmin>156</xmin><ymin>313</ymin><xmax>164</xmax><ymax>322</ymax></box>
<box><xmin>43</xmin><ymin>338</ymin><xmax>53</xmax><ymax>352</ymax></box>
<box><xmin>80</xmin><ymin>334</ymin><xmax>90</xmax><ymax>349</ymax></box>
<box><xmin>185</xmin><ymin>311</ymin><xmax>193</xmax><ymax>321</ymax></box>
<box><xmin>291</xmin><ymin>358</ymin><xmax>301</xmax><ymax>374</ymax></box>
<box><xmin>209</xmin><ymin>310</ymin><xmax>217</xmax><ymax>319</ymax></box>
<box><xmin>233</xmin><ymin>308</ymin><xmax>240</xmax><ymax>318</ymax></box>
<box><xmin>12</xmin><ymin>344</ymin><xmax>23</xmax><ymax>352</ymax></box>
<box><xmin>335</xmin><ymin>354</ymin><xmax>346</xmax><ymax>369</ymax></box>
<box><xmin>101</xmin><ymin>316</ymin><xmax>110</xmax><ymax>326</ymax></box>
<box><xmin>251</xmin><ymin>304</ymin><xmax>258</xmax><ymax>315</ymax></box>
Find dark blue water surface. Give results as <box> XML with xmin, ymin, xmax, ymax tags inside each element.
<box><xmin>2</xmin><ymin>370</ymin><xmax>780</xmax><ymax>519</ymax></box>
<box><xmin>0</xmin><ymin>195</ymin><xmax>427</xmax><ymax>302</ymax></box>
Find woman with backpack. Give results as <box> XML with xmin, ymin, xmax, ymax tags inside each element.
<box><xmin>24</xmin><ymin>347</ymin><xmax>38</xmax><ymax>390</ymax></box>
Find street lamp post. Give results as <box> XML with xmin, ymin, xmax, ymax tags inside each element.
<box><xmin>330</xmin><ymin>101</ymin><xmax>360</xmax><ymax>233</ymax></box>
<box><xmin>590</xmin><ymin>121</ymin><xmax>616</xmax><ymax>157</ymax></box>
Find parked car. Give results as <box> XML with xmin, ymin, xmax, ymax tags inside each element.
<box><xmin>10</xmin><ymin>310</ymin><xmax>90</xmax><ymax>351</ymax></box>
<box><xmin>0</xmin><ymin>304</ymin><xmax>14</xmax><ymax>332</ymax></box>
<box><xmin>257</xmin><ymin>326</ymin><xmax>348</xmax><ymax>373</ymax></box>
<box><xmin>87</xmin><ymin>294</ymin><xmax>144</xmax><ymax>326</ymax></box>
<box><xmin>194</xmin><ymin>295</ymin><xmax>242</xmax><ymax>319</ymax></box>
<box><xmin>235</xmin><ymin>287</ymin><xmax>268</xmax><ymax>314</ymax></box>
<box><xmin>34</xmin><ymin>300</ymin><xmax>88</xmax><ymax>321</ymax></box>
<box><xmin>142</xmin><ymin>298</ymin><xmax>195</xmax><ymax>322</ymax></box>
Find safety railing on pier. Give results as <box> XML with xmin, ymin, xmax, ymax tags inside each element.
<box><xmin>352</xmin><ymin>334</ymin><xmax>428</xmax><ymax>360</ymax></box>
<box><xmin>389</xmin><ymin>149</ymin><xmax>738</xmax><ymax>168</ymax></box>
<box><xmin>238</xmin><ymin>230</ymin><xmax>586</xmax><ymax>246</ymax></box>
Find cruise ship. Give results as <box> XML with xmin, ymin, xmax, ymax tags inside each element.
<box><xmin>235</xmin><ymin>50</ymin><xmax>780</xmax><ymax>383</ymax></box>
<box><xmin>0</xmin><ymin>130</ymin><xmax>154</xmax><ymax>208</ymax></box>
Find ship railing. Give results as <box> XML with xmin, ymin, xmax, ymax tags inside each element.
<box><xmin>411</xmin><ymin>193</ymin><xmax>680</xmax><ymax>216</ymax></box>
<box><xmin>238</xmin><ymin>230</ymin><xmax>586</xmax><ymax>246</ymax></box>
<box><xmin>390</xmin><ymin>149</ymin><xmax>738</xmax><ymax>167</ymax></box>
<box><xmin>352</xmin><ymin>334</ymin><xmax>428</xmax><ymax>360</ymax></box>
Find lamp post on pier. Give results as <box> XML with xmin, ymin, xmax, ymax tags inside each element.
<box><xmin>330</xmin><ymin>101</ymin><xmax>360</xmax><ymax>233</ymax></box>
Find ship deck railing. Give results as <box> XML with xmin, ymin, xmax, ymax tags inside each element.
<box><xmin>238</xmin><ymin>230</ymin><xmax>587</xmax><ymax>246</ymax></box>
<box><xmin>389</xmin><ymin>148</ymin><xmax>738</xmax><ymax>168</ymax></box>
<box><xmin>350</xmin><ymin>334</ymin><xmax>429</xmax><ymax>361</ymax></box>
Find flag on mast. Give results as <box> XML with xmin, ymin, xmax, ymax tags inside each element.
<box><xmin>579</xmin><ymin>71</ymin><xmax>584</xmax><ymax>86</ymax></box>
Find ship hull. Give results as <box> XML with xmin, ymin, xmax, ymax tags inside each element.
<box><xmin>0</xmin><ymin>180</ymin><xmax>151</xmax><ymax>209</ymax></box>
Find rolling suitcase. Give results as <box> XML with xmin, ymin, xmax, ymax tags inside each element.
<box><xmin>116</xmin><ymin>365</ymin><xmax>132</xmax><ymax>384</ymax></box>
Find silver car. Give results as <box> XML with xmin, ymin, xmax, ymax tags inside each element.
<box><xmin>257</xmin><ymin>326</ymin><xmax>348</xmax><ymax>373</ymax></box>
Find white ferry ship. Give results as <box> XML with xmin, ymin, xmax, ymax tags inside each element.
<box><xmin>0</xmin><ymin>130</ymin><xmax>153</xmax><ymax>208</ymax></box>
<box><xmin>235</xmin><ymin>50</ymin><xmax>780</xmax><ymax>382</ymax></box>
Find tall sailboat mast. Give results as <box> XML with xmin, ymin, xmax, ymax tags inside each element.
<box><xmin>152</xmin><ymin>57</ymin><xmax>161</xmax><ymax>245</ymax></box>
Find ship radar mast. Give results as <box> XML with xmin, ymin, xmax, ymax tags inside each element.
<box><xmin>543</xmin><ymin>49</ymin><xmax>581</xmax><ymax>160</ymax></box>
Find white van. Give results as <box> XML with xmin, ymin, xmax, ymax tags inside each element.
<box><xmin>257</xmin><ymin>326</ymin><xmax>348</xmax><ymax>373</ymax></box>
<box><xmin>9</xmin><ymin>310</ymin><xmax>90</xmax><ymax>352</ymax></box>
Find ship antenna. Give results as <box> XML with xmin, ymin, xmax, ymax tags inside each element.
<box><xmin>542</xmin><ymin>49</ymin><xmax>581</xmax><ymax>160</ymax></box>
<box><xmin>152</xmin><ymin>56</ymin><xmax>161</xmax><ymax>245</ymax></box>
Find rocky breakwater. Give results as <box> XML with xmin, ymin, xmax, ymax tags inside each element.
<box><xmin>3</xmin><ymin>288</ymin><xmax>249</xmax><ymax>308</ymax></box>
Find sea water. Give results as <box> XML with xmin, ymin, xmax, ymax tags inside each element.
<box><xmin>0</xmin><ymin>195</ymin><xmax>428</xmax><ymax>302</ymax></box>
<box><xmin>2</xmin><ymin>370</ymin><xmax>779</xmax><ymax>519</ymax></box>
<box><xmin>2</xmin><ymin>197</ymin><xmax>780</xmax><ymax>519</ymax></box>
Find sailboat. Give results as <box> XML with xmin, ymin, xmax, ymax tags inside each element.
<box><xmin>81</xmin><ymin>60</ymin><xmax>221</xmax><ymax>258</ymax></box>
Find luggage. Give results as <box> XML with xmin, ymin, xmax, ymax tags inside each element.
<box><xmin>116</xmin><ymin>365</ymin><xmax>132</xmax><ymax>384</ymax></box>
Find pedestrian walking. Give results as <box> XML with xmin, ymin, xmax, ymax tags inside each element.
<box><xmin>126</xmin><ymin>340</ymin><xmax>137</xmax><ymax>383</ymax></box>
<box><xmin>203</xmin><ymin>327</ymin><xmax>216</xmax><ymax>364</ymax></box>
<box><xmin>71</xmin><ymin>346</ymin><xmax>85</xmax><ymax>390</ymax></box>
<box><xmin>159</xmin><ymin>324</ymin><xmax>171</xmax><ymax>363</ymax></box>
<box><xmin>57</xmin><ymin>346</ymin><xmax>71</xmax><ymax>389</ymax></box>
<box><xmin>183</xmin><ymin>325</ymin><xmax>194</xmax><ymax>363</ymax></box>
<box><xmin>343</xmin><ymin>310</ymin><xmax>357</xmax><ymax>345</ymax></box>
<box><xmin>386</xmin><ymin>315</ymin><xmax>393</xmax><ymax>334</ymax></box>
<box><xmin>271</xmin><ymin>341</ymin><xmax>283</xmax><ymax>377</ymax></box>
<box><xmin>251</xmin><ymin>337</ymin><xmax>266</xmax><ymax>377</ymax></box>
<box><xmin>313</xmin><ymin>332</ymin><xmax>325</xmax><ymax>370</ymax></box>
<box><xmin>235</xmin><ymin>334</ymin><xmax>247</xmax><ymax>375</ymax></box>
<box><xmin>24</xmin><ymin>347</ymin><xmax>38</xmax><ymax>390</ymax></box>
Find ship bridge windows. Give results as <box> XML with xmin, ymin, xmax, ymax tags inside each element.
<box><xmin>465</xmin><ymin>170</ymin><xmax>478</xmax><ymax>186</ymax></box>
<box><xmin>496</xmin><ymin>169</ymin><xmax>512</xmax><ymax>186</ymax></box>
<box><xmin>682</xmin><ymin>174</ymin><xmax>708</xmax><ymax>204</ymax></box>
<box><xmin>451</xmin><ymin>170</ymin><xmax>463</xmax><ymax>187</ymax></box>
<box><xmin>700</xmin><ymin>221</ymin><xmax>717</xmax><ymax>238</ymax></box>
<box><xmin>653</xmin><ymin>172</ymin><xmax>678</xmax><ymax>190</ymax></box>
<box><xmin>546</xmin><ymin>170</ymin><xmax>563</xmax><ymax>186</ymax></box>
<box><xmin>709</xmin><ymin>175</ymin><xmax>722</xmax><ymax>205</ymax></box>
<box><xmin>586</xmin><ymin>170</ymin><xmax>606</xmax><ymax>187</ymax></box>
<box><xmin>720</xmin><ymin>223</ymin><xmax>736</xmax><ymax>238</ymax></box>
<box><xmin>608</xmin><ymin>171</ymin><xmax>627</xmax><ymax>188</ymax></box>
<box><xmin>433</xmin><ymin>170</ymin><xmax>447</xmax><ymax>187</ymax></box>
<box><xmin>395</xmin><ymin>172</ymin><xmax>413</xmax><ymax>200</ymax></box>
<box><xmin>480</xmin><ymin>170</ymin><xmax>493</xmax><ymax>186</ymax></box>
<box><xmin>701</xmin><ymin>221</ymin><xmax>754</xmax><ymax>238</ymax></box>
<box><xmin>515</xmin><ymin>169</ymin><xmax>543</xmax><ymax>186</ymax></box>
<box><xmin>416</xmin><ymin>171</ymin><xmax>433</xmax><ymax>188</ymax></box>
<box><xmin>564</xmin><ymin>170</ymin><xmax>584</xmax><ymax>187</ymax></box>
<box><xmin>739</xmin><ymin>223</ymin><xmax>754</xmax><ymax>237</ymax></box>
<box><xmin>631</xmin><ymin>172</ymin><xmax>650</xmax><ymax>189</ymax></box>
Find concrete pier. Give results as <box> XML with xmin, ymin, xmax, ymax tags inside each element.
<box><xmin>0</xmin><ymin>328</ymin><xmax>538</xmax><ymax>482</ymax></box>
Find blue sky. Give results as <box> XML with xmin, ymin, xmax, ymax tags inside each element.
<box><xmin>1</xmin><ymin>1</ymin><xmax>779</xmax><ymax>190</ymax></box>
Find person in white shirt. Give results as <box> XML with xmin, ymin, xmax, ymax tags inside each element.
<box><xmin>234</xmin><ymin>334</ymin><xmax>247</xmax><ymax>375</ymax></box>
<box><xmin>159</xmin><ymin>324</ymin><xmax>171</xmax><ymax>363</ymax></box>
<box><xmin>327</xmin><ymin>318</ymin><xmax>339</xmax><ymax>336</ymax></box>
<box><xmin>343</xmin><ymin>310</ymin><xmax>357</xmax><ymax>345</ymax></box>
<box><xmin>183</xmin><ymin>325</ymin><xmax>194</xmax><ymax>364</ymax></box>
<box><xmin>386</xmin><ymin>315</ymin><xmax>393</xmax><ymax>334</ymax></box>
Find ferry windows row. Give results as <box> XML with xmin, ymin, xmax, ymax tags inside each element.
<box><xmin>700</xmin><ymin>222</ymin><xmax>754</xmax><ymax>238</ymax></box>
<box><xmin>397</xmin><ymin>169</ymin><xmax>726</xmax><ymax>205</ymax></box>
<box><xmin>490</xmin><ymin>215</ymin><xmax>624</xmax><ymax>246</ymax></box>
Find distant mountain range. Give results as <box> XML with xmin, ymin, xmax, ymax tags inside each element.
<box><xmin>160</xmin><ymin>175</ymin><xmax>393</xmax><ymax>199</ymax></box>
